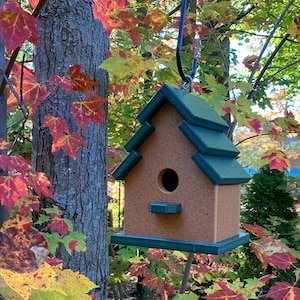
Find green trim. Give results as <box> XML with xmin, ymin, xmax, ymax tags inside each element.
<box><xmin>192</xmin><ymin>153</ymin><xmax>251</xmax><ymax>185</ymax></box>
<box><xmin>112</xmin><ymin>150</ymin><xmax>142</xmax><ymax>180</ymax></box>
<box><xmin>179</xmin><ymin>120</ymin><xmax>239</xmax><ymax>158</ymax></box>
<box><xmin>149</xmin><ymin>202</ymin><xmax>181</xmax><ymax>214</ymax></box>
<box><xmin>125</xmin><ymin>121</ymin><xmax>155</xmax><ymax>151</ymax></box>
<box><xmin>137</xmin><ymin>84</ymin><xmax>228</xmax><ymax>131</ymax></box>
<box><xmin>137</xmin><ymin>91</ymin><xmax>165</xmax><ymax>123</ymax></box>
<box><xmin>111</xmin><ymin>232</ymin><xmax>250</xmax><ymax>255</ymax></box>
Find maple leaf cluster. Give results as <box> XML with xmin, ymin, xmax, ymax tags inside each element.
<box><xmin>0</xmin><ymin>139</ymin><xmax>54</xmax><ymax>213</ymax></box>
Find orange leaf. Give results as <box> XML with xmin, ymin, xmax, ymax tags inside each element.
<box><xmin>0</xmin><ymin>1</ymin><xmax>38</xmax><ymax>53</ymax></box>
<box><xmin>241</xmin><ymin>223</ymin><xmax>267</xmax><ymax>238</ymax></box>
<box><xmin>68</xmin><ymin>64</ymin><xmax>97</xmax><ymax>92</ymax></box>
<box><xmin>261</xmin><ymin>149</ymin><xmax>290</xmax><ymax>171</ymax></box>
<box><xmin>41</xmin><ymin>114</ymin><xmax>69</xmax><ymax>142</ymax></box>
<box><xmin>0</xmin><ymin>138</ymin><xmax>10</xmax><ymax>150</ymax></box>
<box><xmin>143</xmin><ymin>10</ymin><xmax>168</xmax><ymax>33</ymax></box>
<box><xmin>71</xmin><ymin>92</ymin><xmax>107</xmax><ymax>130</ymax></box>
<box><xmin>52</xmin><ymin>133</ymin><xmax>86</xmax><ymax>159</ymax></box>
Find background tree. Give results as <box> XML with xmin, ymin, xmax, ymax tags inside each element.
<box><xmin>32</xmin><ymin>1</ymin><xmax>109</xmax><ymax>298</ymax></box>
<box><xmin>241</xmin><ymin>165</ymin><xmax>299</xmax><ymax>243</ymax></box>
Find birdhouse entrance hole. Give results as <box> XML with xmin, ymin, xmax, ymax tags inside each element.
<box><xmin>158</xmin><ymin>169</ymin><xmax>179</xmax><ymax>192</ymax></box>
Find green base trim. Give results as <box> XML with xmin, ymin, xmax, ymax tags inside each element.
<box><xmin>111</xmin><ymin>232</ymin><xmax>250</xmax><ymax>255</ymax></box>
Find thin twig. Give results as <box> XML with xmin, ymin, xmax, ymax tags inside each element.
<box><xmin>248</xmin><ymin>34</ymin><xmax>290</xmax><ymax>100</ymax></box>
<box><xmin>0</xmin><ymin>71</ymin><xmax>27</xmax><ymax>119</ymax></box>
<box><xmin>248</xmin><ymin>0</ymin><xmax>295</xmax><ymax>83</ymax></box>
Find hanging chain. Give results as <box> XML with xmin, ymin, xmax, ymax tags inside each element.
<box><xmin>176</xmin><ymin>0</ymin><xmax>198</xmax><ymax>90</ymax></box>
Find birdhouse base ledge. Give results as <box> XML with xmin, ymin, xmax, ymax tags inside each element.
<box><xmin>111</xmin><ymin>232</ymin><xmax>249</xmax><ymax>255</ymax></box>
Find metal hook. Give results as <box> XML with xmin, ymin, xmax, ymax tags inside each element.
<box><xmin>176</xmin><ymin>0</ymin><xmax>198</xmax><ymax>85</ymax></box>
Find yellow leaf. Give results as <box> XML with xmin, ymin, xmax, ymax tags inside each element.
<box><xmin>287</xmin><ymin>17</ymin><xmax>300</xmax><ymax>42</ymax></box>
<box><xmin>53</xmin><ymin>264</ymin><xmax>98</xmax><ymax>296</ymax></box>
<box><xmin>0</xmin><ymin>263</ymin><xmax>98</xmax><ymax>299</ymax></box>
<box><xmin>0</xmin><ymin>263</ymin><xmax>64</xmax><ymax>300</ymax></box>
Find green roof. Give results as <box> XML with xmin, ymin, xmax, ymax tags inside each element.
<box><xmin>112</xmin><ymin>83</ymin><xmax>250</xmax><ymax>185</ymax></box>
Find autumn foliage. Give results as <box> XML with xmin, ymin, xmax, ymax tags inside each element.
<box><xmin>1</xmin><ymin>0</ymin><xmax>300</xmax><ymax>299</ymax></box>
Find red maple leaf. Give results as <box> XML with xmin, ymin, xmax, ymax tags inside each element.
<box><xmin>130</xmin><ymin>263</ymin><xmax>150</xmax><ymax>278</ymax></box>
<box><xmin>92</xmin><ymin>0</ymin><xmax>130</xmax><ymax>35</ymax></box>
<box><xmin>41</xmin><ymin>114</ymin><xmax>69</xmax><ymax>142</ymax></box>
<box><xmin>0</xmin><ymin>1</ymin><xmax>38</xmax><ymax>53</ymax></box>
<box><xmin>266</xmin><ymin>282</ymin><xmax>300</xmax><ymax>300</ymax></box>
<box><xmin>268</xmin><ymin>252</ymin><xmax>297</xmax><ymax>271</ymax></box>
<box><xmin>28</xmin><ymin>0</ymin><xmax>39</xmax><ymax>10</ymax></box>
<box><xmin>18</xmin><ymin>196</ymin><xmax>40</xmax><ymax>215</ymax></box>
<box><xmin>241</xmin><ymin>223</ymin><xmax>267</xmax><ymax>238</ymax></box>
<box><xmin>52</xmin><ymin>133</ymin><xmax>86</xmax><ymax>159</ymax></box>
<box><xmin>50</xmin><ymin>219</ymin><xmax>70</xmax><ymax>236</ymax></box>
<box><xmin>251</xmin><ymin>237</ymin><xmax>293</xmax><ymax>271</ymax></box>
<box><xmin>259</xmin><ymin>274</ymin><xmax>276</xmax><ymax>285</ymax></box>
<box><xmin>110</xmin><ymin>11</ymin><xmax>141</xmax><ymax>45</ymax></box>
<box><xmin>245</xmin><ymin>115</ymin><xmax>261</xmax><ymax>134</ymax></box>
<box><xmin>243</xmin><ymin>55</ymin><xmax>260</xmax><ymax>70</ymax></box>
<box><xmin>203</xmin><ymin>281</ymin><xmax>245</xmax><ymax>300</ymax></box>
<box><xmin>8</xmin><ymin>63</ymin><xmax>49</xmax><ymax>112</ymax></box>
<box><xmin>28</xmin><ymin>172</ymin><xmax>55</xmax><ymax>199</ymax></box>
<box><xmin>0</xmin><ymin>154</ymin><xmax>29</xmax><ymax>176</ymax></box>
<box><xmin>68</xmin><ymin>240</ymin><xmax>78</xmax><ymax>252</ymax></box>
<box><xmin>70</xmin><ymin>92</ymin><xmax>107</xmax><ymax>130</ymax></box>
<box><xmin>0</xmin><ymin>176</ymin><xmax>28</xmax><ymax>212</ymax></box>
<box><xmin>45</xmin><ymin>257</ymin><xmax>62</xmax><ymax>266</ymax></box>
<box><xmin>50</xmin><ymin>75</ymin><xmax>73</xmax><ymax>94</ymax></box>
<box><xmin>68</xmin><ymin>64</ymin><xmax>97</xmax><ymax>92</ymax></box>
<box><xmin>261</xmin><ymin>149</ymin><xmax>290</xmax><ymax>171</ymax></box>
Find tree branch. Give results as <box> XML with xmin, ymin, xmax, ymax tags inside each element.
<box><xmin>248</xmin><ymin>0</ymin><xmax>295</xmax><ymax>83</ymax></box>
<box><xmin>248</xmin><ymin>34</ymin><xmax>290</xmax><ymax>100</ymax></box>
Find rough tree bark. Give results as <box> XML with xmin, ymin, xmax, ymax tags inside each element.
<box><xmin>32</xmin><ymin>1</ymin><xmax>109</xmax><ymax>298</ymax></box>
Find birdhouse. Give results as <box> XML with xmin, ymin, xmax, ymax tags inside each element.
<box><xmin>111</xmin><ymin>84</ymin><xmax>251</xmax><ymax>254</ymax></box>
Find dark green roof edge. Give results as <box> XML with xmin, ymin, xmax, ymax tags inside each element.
<box><xmin>112</xmin><ymin>150</ymin><xmax>142</xmax><ymax>180</ymax></box>
<box><xmin>111</xmin><ymin>232</ymin><xmax>250</xmax><ymax>255</ymax></box>
<box><xmin>179</xmin><ymin>120</ymin><xmax>239</xmax><ymax>158</ymax></box>
<box><xmin>192</xmin><ymin>153</ymin><xmax>251</xmax><ymax>185</ymax></box>
<box><xmin>137</xmin><ymin>90</ymin><xmax>165</xmax><ymax>123</ymax></box>
<box><xmin>137</xmin><ymin>84</ymin><xmax>229</xmax><ymax>132</ymax></box>
<box><xmin>125</xmin><ymin>121</ymin><xmax>155</xmax><ymax>152</ymax></box>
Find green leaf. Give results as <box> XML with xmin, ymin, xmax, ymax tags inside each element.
<box><xmin>35</xmin><ymin>213</ymin><xmax>50</xmax><ymax>225</ymax></box>
<box><xmin>173</xmin><ymin>292</ymin><xmax>199</xmax><ymax>300</ymax></box>
<box><xmin>62</xmin><ymin>231</ymin><xmax>86</xmax><ymax>254</ymax></box>
<box><xmin>42</xmin><ymin>232</ymin><xmax>61</xmax><ymax>255</ymax></box>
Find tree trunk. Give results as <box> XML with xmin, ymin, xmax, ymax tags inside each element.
<box><xmin>32</xmin><ymin>1</ymin><xmax>109</xmax><ymax>298</ymax></box>
<box><xmin>0</xmin><ymin>0</ymin><xmax>9</xmax><ymax>226</ymax></box>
